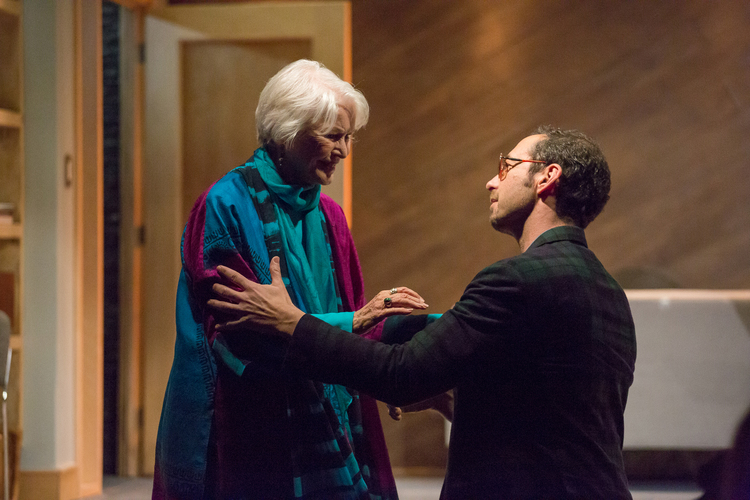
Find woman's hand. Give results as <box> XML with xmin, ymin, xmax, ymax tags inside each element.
<box><xmin>352</xmin><ymin>287</ymin><xmax>428</xmax><ymax>334</ymax></box>
<box><xmin>386</xmin><ymin>391</ymin><xmax>455</xmax><ymax>422</ymax></box>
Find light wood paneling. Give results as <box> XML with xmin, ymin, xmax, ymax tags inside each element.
<box><xmin>18</xmin><ymin>465</ymin><xmax>78</xmax><ymax>500</ymax></box>
<box><xmin>181</xmin><ymin>40</ymin><xmax>311</xmax><ymax>225</ymax></box>
<box><xmin>111</xmin><ymin>0</ymin><xmax>152</xmax><ymax>9</ymax></box>
<box><xmin>0</xmin><ymin>0</ymin><xmax>21</xmax><ymax>17</ymax></box>
<box><xmin>0</xmin><ymin>110</ymin><xmax>21</xmax><ymax>128</ymax></box>
<box><xmin>350</xmin><ymin>0</ymin><xmax>750</xmax><ymax>471</ymax></box>
<box><xmin>0</xmin><ymin>226</ymin><xmax>20</xmax><ymax>240</ymax></box>
<box><xmin>75</xmin><ymin>0</ymin><xmax>103</xmax><ymax>495</ymax></box>
<box><xmin>0</xmin><ymin>128</ymin><xmax>21</xmax><ymax>221</ymax></box>
<box><xmin>118</xmin><ymin>5</ymin><xmax>145</xmax><ymax>478</ymax></box>
<box><xmin>352</xmin><ymin>0</ymin><xmax>750</xmax><ymax>302</ymax></box>
<box><xmin>0</xmin><ymin>7</ymin><xmax>20</xmax><ymax>111</ymax></box>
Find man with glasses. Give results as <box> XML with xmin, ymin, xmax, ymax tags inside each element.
<box><xmin>209</xmin><ymin>126</ymin><xmax>637</xmax><ymax>499</ymax></box>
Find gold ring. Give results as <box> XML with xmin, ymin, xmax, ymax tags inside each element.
<box><xmin>384</xmin><ymin>297</ymin><xmax>392</xmax><ymax>308</ymax></box>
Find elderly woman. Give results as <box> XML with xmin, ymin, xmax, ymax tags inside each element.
<box><xmin>152</xmin><ymin>60</ymin><xmax>426</xmax><ymax>499</ymax></box>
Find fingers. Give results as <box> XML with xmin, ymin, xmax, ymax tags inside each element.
<box><xmin>206</xmin><ymin>297</ymin><xmax>240</xmax><ymax>313</ymax></box>
<box><xmin>214</xmin><ymin>260</ymin><xmax>280</xmax><ymax>293</ymax></box>
<box><xmin>400</xmin><ymin>295</ymin><xmax>429</xmax><ymax>309</ymax></box>
<box><xmin>211</xmin><ymin>265</ymin><xmax>254</xmax><ymax>314</ymax></box>
<box><xmin>212</xmin><ymin>282</ymin><xmax>241</xmax><ymax>302</ymax></box>
<box><xmin>213</xmin><ymin>316</ymin><xmax>243</xmax><ymax>332</ymax></box>
<box><xmin>381</xmin><ymin>291</ymin><xmax>428</xmax><ymax>310</ymax></box>
<box><xmin>216</xmin><ymin>264</ymin><xmax>252</xmax><ymax>288</ymax></box>
<box><xmin>269</xmin><ymin>256</ymin><xmax>283</xmax><ymax>287</ymax></box>
<box><xmin>353</xmin><ymin>287</ymin><xmax>428</xmax><ymax>333</ymax></box>
<box><xmin>392</xmin><ymin>287</ymin><xmax>426</xmax><ymax>303</ymax></box>
<box><xmin>380</xmin><ymin>307</ymin><xmax>417</xmax><ymax>317</ymax></box>
<box><xmin>387</xmin><ymin>404</ymin><xmax>402</xmax><ymax>421</ymax></box>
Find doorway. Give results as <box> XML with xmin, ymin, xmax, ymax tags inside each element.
<box><xmin>102</xmin><ymin>0</ymin><xmax>121</xmax><ymax>475</ymax></box>
<box><xmin>140</xmin><ymin>3</ymin><xmax>351</xmax><ymax>474</ymax></box>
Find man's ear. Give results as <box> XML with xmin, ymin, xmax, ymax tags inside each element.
<box><xmin>537</xmin><ymin>163</ymin><xmax>562</xmax><ymax>198</ymax></box>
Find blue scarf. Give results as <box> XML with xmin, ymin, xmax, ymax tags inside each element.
<box><xmin>254</xmin><ymin>150</ymin><xmax>340</xmax><ymax>316</ymax></box>
<box><xmin>252</xmin><ymin>149</ymin><xmax>365</xmax><ymax>497</ymax></box>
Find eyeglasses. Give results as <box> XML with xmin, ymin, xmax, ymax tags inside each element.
<box><xmin>497</xmin><ymin>155</ymin><xmax>549</xmax><ymax>181</ymax></box>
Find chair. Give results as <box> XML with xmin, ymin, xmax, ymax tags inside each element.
<box><xmin>0</xmin><ymin>311</ymin><xmax>11</xmax><ymax>500</ymax></box>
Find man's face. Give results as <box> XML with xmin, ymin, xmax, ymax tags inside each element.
<box><xmin>486</xmin><ymin>134</ymin><xmax>545</xmax><ymax>236</ymax></box>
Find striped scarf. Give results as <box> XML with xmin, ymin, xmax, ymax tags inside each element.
<box><xmin>238</xmin><ymin>149</ymin><xmax>379</xmax><ymax>499</ymax></box>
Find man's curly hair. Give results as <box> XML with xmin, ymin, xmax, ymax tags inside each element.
<box><xmin>526</xmin><ymin>126</ymin><xmax>611</xmax><ymax>228</ymax></box>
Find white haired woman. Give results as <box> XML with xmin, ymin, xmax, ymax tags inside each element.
<box><xmin>152</xmin><ymin>60</ymin><xmax>425</xmax><ymax>499</ymax></box>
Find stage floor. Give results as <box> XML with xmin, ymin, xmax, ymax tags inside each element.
<box><xmin>81</xmin><ymin>475</ymin><xmax>702</xmax><ymax>500</ymax></box>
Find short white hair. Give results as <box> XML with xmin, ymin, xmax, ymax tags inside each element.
<box><xmin>256</xmin><ymin>59</ymin><xmax>370</xmax><ymax>147</ymax></box>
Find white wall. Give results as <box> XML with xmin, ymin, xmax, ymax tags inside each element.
<box><xmin>21</xmin><ymin>0</ymin><xmax>77</xmax><ymax>471</ymax></box>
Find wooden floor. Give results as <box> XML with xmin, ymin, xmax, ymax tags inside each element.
<box><xmin>80</xmin><ymin>476</ymin><xmax>702</xmax><ymax>500</ymax></box>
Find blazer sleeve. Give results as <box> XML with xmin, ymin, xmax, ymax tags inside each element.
<box><xmin>282</xmin><ymin>261</ymin><xmax>527</xmax><ymax>406</ymax></box>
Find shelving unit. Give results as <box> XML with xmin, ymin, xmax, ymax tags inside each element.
<box><xmin>0</xmin><ymin>0</ymin><xmax>23</xmax><ymax>496</ymax></box>
<box><xmin>0</xmin><ymin>109</ymin><xmax>21</xmax><ymax>128</ymax></box>
<box><xmin>0</xmin><ymin>225</ymin><xmax>20</xmax><ymax>240</ymax></box>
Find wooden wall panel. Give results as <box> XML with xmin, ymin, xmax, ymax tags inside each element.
<box><xmin>352</xmin><ymin>0</ymin><xmax>750</xmax><ymax>303</ymax></box>
<box><xmin>182</xmin><ymin>40</ymin><xmax>311</xmax><ymax>224</ymax></box>
<box><xmin>350</xmin><ymin>0</ymin><xmax>750</xmax><ymax>471</ymax></box>
<box><xmin>0</xmin><ymin>8</ymin><xmax>21</xmax><ymax>112</ymax></box>
<box><xmin>0</xmin><ymin>128</ymin><xmax>21</xmax><ymax>216</ymax></box>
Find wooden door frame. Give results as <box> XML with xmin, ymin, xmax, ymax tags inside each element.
<box><xmin>74</xmin><ymin>0</ymin><xmax>148</xmax><ymax>491</ymax></box>
<box><xmin>116</xmin><ymin>3</ymin><xmax>146</xmax><ymax>478</ymax></box>
<box><xmin>75</xmin><ymin>0</ymin><xmax>104</xmax><ymax>495</ymax></box>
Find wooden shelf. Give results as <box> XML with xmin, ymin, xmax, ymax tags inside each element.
<box><xmin>0</xmin><ymin>223</ymin><xmax>20</xmax><ymax>239</ymax></box>
<box><xmin>0</xmin><ymin>108</ymin><xmax>21</xmax><ymax>128</ymax></box>
<box><xmin>0</xmin><ymin>0</ymin><xmax>21</xmax><ymax>493</ymax></box>
<box><xmin>0</xmin><ymin>0</ymin><xmax>20</xmax><ymax>17</ymax></box>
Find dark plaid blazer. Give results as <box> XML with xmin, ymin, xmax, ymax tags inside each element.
<box><xmin>284</xmin><ymin>226</ymin><xmax>637</xmax><ymax>499</ymax></box>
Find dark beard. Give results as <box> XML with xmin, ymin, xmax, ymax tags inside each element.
<box><xmin>490</xmin><ymin>200</ymin><xmax>534</xmax><ymax>240</ymax></box>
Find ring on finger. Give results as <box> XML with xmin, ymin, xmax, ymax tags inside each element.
<box><xmin>390</xmin><ymin>288</ymin><xmax>398</xmax><ymax>294</ymax></box>
<box><xmin>384</xmin><ymin>297</ymin><xmax>392</xmax><ymax>308</ymax></box>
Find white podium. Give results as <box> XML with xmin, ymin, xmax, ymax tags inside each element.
<box><xmin>624</xmin><ymin>290</ymin><xmax>750</xmax><ymax>449</ymax></box>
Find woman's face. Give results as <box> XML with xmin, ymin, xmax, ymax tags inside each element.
<box><xmin>281</xmin><ymin>105</ymin><xmax>354</xmax><ymax>186</ymax></box>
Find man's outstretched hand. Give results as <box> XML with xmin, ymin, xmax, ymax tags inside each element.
<box><xmin>208</xmin><ymin>256</ymin><xmax>304</xmax><ymax>336</ymax></box>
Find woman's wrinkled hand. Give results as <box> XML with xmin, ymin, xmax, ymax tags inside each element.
<box><xmin>352</xmin><ymin>287</ymin><xmax>428</xmax><ymax>334</ymax></box>
<box><xmin>386</xmin><ymin>404</ymin><xmax>403</xmax><ymax>421</ymax></box>
<box><xmin>386</xmin><ymin>391</ymin><xmax>455</xmax><ymax>422</ymax></box>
